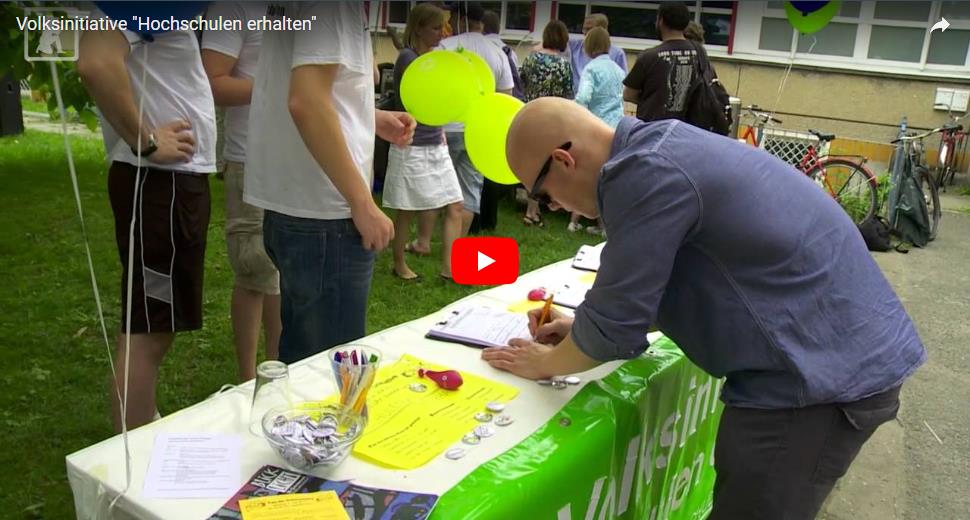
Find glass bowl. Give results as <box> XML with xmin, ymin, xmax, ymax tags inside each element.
<box><xmin>261</xmin><ymin>403</ymin><xmax>365</xmax><ymax>470</ymax></box>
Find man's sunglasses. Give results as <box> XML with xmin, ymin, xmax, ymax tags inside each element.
<box><xmin>528</xmin><ymin>142</ymin><xmax>572</xmax><ymax>207</ymax></box>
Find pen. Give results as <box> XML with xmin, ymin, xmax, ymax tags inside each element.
<box><xmin>538</xmin><ymin>294</ymin><xmax>554</xmax><ymax>328</ymax></box>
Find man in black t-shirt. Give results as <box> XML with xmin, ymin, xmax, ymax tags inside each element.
<box><xmin>623</xmin><ymin>2</ymin><xmax>705</xmax><ymax>122</ymax></box>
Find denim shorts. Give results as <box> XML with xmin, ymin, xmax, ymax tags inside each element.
<box><xmin>263</xmin><ymin>211</ymin><xmax>376</xmax><ymax>364</ymax></box>
<box><xmin>446</xmin><ymin>132</ymin><xmax>483</xmax><ymax>214</ymax></box>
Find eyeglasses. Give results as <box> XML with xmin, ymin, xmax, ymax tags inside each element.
<box><xmin>528</xmin><ymin>141</ymin><xmax>571</xmax><ymax>206</ymax></box>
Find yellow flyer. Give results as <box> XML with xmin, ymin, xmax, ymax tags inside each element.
<box><xmin>239</xmin><ymin>491</ymin><xmax>349</xmax><ymax>520</ymax></box>
<box><xmin>352</xmin><ymin>354</ymin><xmax>519</xmax><ymax>469</ymax></box>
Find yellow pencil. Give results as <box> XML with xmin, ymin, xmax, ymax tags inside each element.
<box><xmin>538</xmin><ymin>294</ymin><xmax>554</xmax><ymax>328</ymax></box>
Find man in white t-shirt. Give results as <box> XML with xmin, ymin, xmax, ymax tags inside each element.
<box><xmin>245</xmin><ymin>2</ymin><xmax>415</xmax><ymax>364</ymax></box>
<box><xmin>202</xmin><ymin>2</ymin><xmax>281</xmax><ymax>383</ymax></box>
<box><xmin>439</xmin><ymin>2</ymin><xmax>514</xmax><ymax>236</ymax></box>
<box><xmin>77</xmin><ymin>15</ymin><xmax>216</xmax><ymax>431</ymax></box>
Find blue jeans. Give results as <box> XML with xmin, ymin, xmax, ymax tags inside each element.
<box><xmin>263</xmin><ymin>211</ymin><xmax>376</xmax><ymax>364</ymax></box>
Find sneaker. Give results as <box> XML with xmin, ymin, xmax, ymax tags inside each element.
<box><xmin>567</xmin><ymin>222</ymin><xmax>583</xmax><ymax>232</ymax></box>
<box><xmin>586</xmin><ymin>225</ymin><xmax>605</xmax><ymax>237</ymax></box>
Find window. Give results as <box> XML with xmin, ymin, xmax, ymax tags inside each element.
<box><xmin>759</xmin><ymin>17</ymin><xmax>792</xmax><ymax>52</ymax></box>
<box><xmin>554</xmin><ymin>1</ymin><xmax>734</xmax><ymax>45</ymax></box>
<box><xmin>556</xmin><ymin>3</ymin><xmax>587</xmax><ymax>34</ymax></box>
<box><xmin>868</xmin><ymin>26</ymin><xmax>925</xmax><ymax>62</ymax></box>
<box><xmin>872</xmin><ymin>1</ymin><xmax>931</xmax><ymax>22</ymax></box>
<box><xmin>590</xmin><ymin>4</ymin><xmax>658</xmax><ymax>40</ymax></box>
<box><xmin>741</xmin><ymin>1</ymin><xmax>968</xmax><ymax>77</ymax></box>
<box><xmin>388</xmin><ymin>1</ymin><xmax>408</xmax><ymax>25</ymax></box>
<box><xmin>504</xmin><ymin>1</ymin><xmax>532</xmax><ymax>31</ymax></box>
<box><xmin>927</xmin><ymin>29</ymin><xmax>970</xmax><ymax>65</ymax></box>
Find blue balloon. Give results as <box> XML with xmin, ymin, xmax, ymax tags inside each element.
<box><xmin>790</xmin><ymin>1</ymin><xmax>829</xmax><ymax>15</ymax></box>
<box><xmin>95</xmin><ymin>2</ymin><xmax>209</xmax><ymax>40</ymax></box>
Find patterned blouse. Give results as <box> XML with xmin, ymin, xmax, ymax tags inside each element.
<box><xmin>519</xmin><ymin>51</ymin><xmax>574</xmax><ymax>102</ymax></box>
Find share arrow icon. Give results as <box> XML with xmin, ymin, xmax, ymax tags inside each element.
<box><xmin>930</xmin><ymin>18</ymin><xmax>950</xmax><ymax>33</ymax></box>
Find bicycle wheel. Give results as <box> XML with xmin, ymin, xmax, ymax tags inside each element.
<box><xmin>918</xmin><ymin>166</ymin><xmax>941</xmax><ymax>240</ymax></box>
<box><xmin>807</xmin><ymin>158</ymin><xmax>878</xmax><ymax>225</ymax></box>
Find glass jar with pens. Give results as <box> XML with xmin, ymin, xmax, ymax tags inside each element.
<box><xmin>328</xmin><ymin>345</ymin><xmax>382</xmax><ymax>424</ymax></box>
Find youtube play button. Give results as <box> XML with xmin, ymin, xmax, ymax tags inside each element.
<box><xmin>452</xmin><ymin>237</ymin><xmax>519</xmax><ymax>285</ymax></box>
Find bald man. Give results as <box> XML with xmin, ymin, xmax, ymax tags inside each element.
<box><xmin>483</xmin><ymin>97</ymin><xmax>926</xmax><ymax>519</ymax></box>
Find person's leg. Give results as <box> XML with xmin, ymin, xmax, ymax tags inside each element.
<box><xmin>264</xmin><ymin>213</ymin><xmax>375</xmax><ymax>363</ymax></box>
<box><xmin>224</xmin><ymin>161</ymin><xmax>280</xmax><ymax>381</ymax></box>
<box><xmin>230</xmin><ymin>286</ymin><xmax>265</xmax><ymax>381</ymax></box>
<box><xmin>446</xmin><ymin>132</ymin><xmax>482</xmax><ymax>237</ymax></box>
<box><xmin>568</xmin><ymin>212</ymin><xmax>583</xmax><ymax>232</ymax></box>
<box><xmin>524</xmin><ymin>199</ymin><xmax>543</xmax><ymax>225</ymax></box>
<box><xmin>440</xmin><ymin>201</ymin><xmax>463</xmax><ymax>278</ymax></box>
<box><xmin>480</xmin><ymin>178</ymin><xmax>502</xmax><ymax>231</ymax></box>
<box><xmin>110</xmin><ymin>332</ymin><xmax>173</xmax><ymax>431</ymax></box>
<box><xmin>414</xmin><ymin>209</ymin><xmax>437</xmax><ymax>253</ymax></box>
<box><xmin>710</xmin><ymin>387</ymin><xmax>901</xmax><ymax>520</ymax></box>
<box><xmin>392</xmin><ymin>209</ymin><xmax>419</xmax><ymax>279</ymax></box>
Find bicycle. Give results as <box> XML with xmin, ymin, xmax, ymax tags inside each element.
<box><xmin>891</xmin><ymin>128</ymin><xmax>942</xmax><ymax>240</ymax></box>
<box><xmin>740</xmin><ymin>105</ymin><xmax>879</xmax><ymax>224</ymax></box>
<box><xmin>935</xmin><ymin>112</ymin><xmax>967</xmax><ymax>192</ymax></box>
<box><xmin>799</xmin><ymin>129</ymin><xmax>880</xmax><ymax>225</ymax></box>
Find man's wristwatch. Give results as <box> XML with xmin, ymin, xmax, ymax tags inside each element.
<box><xmin>132</xmin><ymin>132</ymin><xmax>158</xmax><ymax>157</ymax></box>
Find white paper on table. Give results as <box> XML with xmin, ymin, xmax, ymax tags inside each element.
<box><xmin>142</xmin><ymin>433</ymin><xmax>242</xmax><ymax>499</ymax></box>
<box><xmin>552</xmin><ymin>283</ymin><xmax>591</xmax><ymax>309</ymax></box>
<box><xmin>426</xmin><ymin>306</ymin><xmax>531</xmax><ymax>348</ymax></box>
<box><xmin>571</xmin><ymin>243</ymin><xmax>605</xmax><ymax>272</ymax></box>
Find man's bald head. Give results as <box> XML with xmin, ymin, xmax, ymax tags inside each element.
<box><xmin>507</xmin><ymin>97</ymin><xmax>595</xmax><ymax>186</ymax></box>
<box><xmin>506</xmin><ymin>97</ymin><xmax>616</xmax><ymax>218</ymax></box>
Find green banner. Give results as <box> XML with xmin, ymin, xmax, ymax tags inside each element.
<box><xmin>432</xmin><ymin>337</ymin><xmax>723</xmax><ymax>519</ymax></box>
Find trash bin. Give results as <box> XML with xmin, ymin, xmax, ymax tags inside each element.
<box><xmin>0</xmin><ymin>73</ymin><xmax>25</xmax><ymax>137</ymax></box>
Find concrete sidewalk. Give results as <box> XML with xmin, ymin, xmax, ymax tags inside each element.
<box><xmin>820</xmin><ymin>183</ymin><xmax>970</xmax><ymax>520</ymax></box>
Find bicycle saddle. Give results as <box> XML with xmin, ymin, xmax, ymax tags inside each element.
<box><xmin>808</xmin><ymin>129</ymin><xmax>836</xmax><ymax>142</ymax></box>
<box><xmin>942</xmin><ymin>123</ymin><xmax>963</xmax><ymax>132</ymax></box>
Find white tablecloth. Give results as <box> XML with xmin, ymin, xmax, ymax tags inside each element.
<box><xmin>66</xmin><ymin>257</ymin><xmax>633</xmax><ymax>520</ymax></box>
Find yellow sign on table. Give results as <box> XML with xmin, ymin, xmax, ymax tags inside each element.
<box><xmin>239</xmin><ymin>491</ymin><xmax>349</xmax><ymax>520</ymax></box>
<box><xmin>352</xmin><ymin>354</ymin><xmax>519</xmax><ymax>469</ymax></box>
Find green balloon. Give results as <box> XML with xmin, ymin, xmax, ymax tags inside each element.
<box><xmin>458</xmin><ymin>48</ymin><xmax>495</xmax><ymax>96</ymax></box>
<box><xmin>400</xmin><ymin>50</ymin><xmax>479</xmax><ymax>126</ymax></box>
<box><xmin>465</xmin><ymin>93</ymin><xmax>524</xmax><ymax>185</ymax></box>
<box><xmin>784</xmin><ymin>0</ymin><xmax>841</xmax><ymax>35</ymax></box>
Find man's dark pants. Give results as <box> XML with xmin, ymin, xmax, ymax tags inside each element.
<box><xmin>710</xmin><ymin>385</ymin><xmax>901</xmax><ymax>520</ymax></box>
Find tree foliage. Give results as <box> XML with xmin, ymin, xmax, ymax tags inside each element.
<box><xmin>1</xmin><ymin>2</ymin><xmax>99</xmax><ymax>130</ymax></box>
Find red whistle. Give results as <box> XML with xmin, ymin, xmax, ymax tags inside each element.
<box><xmin>418</xmin><ymin>368</ymin><xmax>463</xmax><ymax>390</ymax></box>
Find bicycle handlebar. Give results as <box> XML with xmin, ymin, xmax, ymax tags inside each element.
<box><xmin>742</xmin><ymin>105</ymin><xmax>783</xmax><ymax>125</ymax></box>
<box><xmin>891</xmin><ymin>126</ymin><xmax>949</xmax><ymax>143</ymax></box>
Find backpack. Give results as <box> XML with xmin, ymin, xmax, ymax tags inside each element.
<box><xmin>892</xmin><ymin>165</ymin><xmax>931</xmax><ymax>247</ymax></box>
<box><xmin>501</xmin><ymin>45</ymin><xmax>526</xmax><ymax>102</ymax></box>
<box><xmin>857</xmin><ymin>216</ymin><xmax>892</xmax><ymax>252</ymax></box>
<box><xmin>684</xmin><ymin>42</ymin><xmax>731</xmax><ymax>135</ymax></box>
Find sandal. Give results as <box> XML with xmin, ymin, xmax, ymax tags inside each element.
<box><xmin>404</xmin><ymin>240</ymin><xmax>431</xmax><ymax>256</ymax></box>
<box><xmin>522</xmin><ymin>215</ymin><xmax>544</xmax><ymax>228</ymax></box>
<box><xmin>392</xmin><ymin>269</ymin><xmax>421</xmax><ymax>281</ymax></box>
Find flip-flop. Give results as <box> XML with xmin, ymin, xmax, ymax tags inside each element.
<box><xmin>523</xmin><ymin>215</ymin><xmax>544</xmax><ymax>228</ymax></box>
<box><xmin>439</xmin><ymin>273</ymin><xmax>454</xmax><ymax>282</ymax></box>
<box><xmin>392</xmin><ymin>269</ymin><xmax>421</xmax><ymax>281</ymax></box>
<box><xmin>404</xmin><ymin>241</ymin><xmax>431</xmax><ymax>256</ymax></box>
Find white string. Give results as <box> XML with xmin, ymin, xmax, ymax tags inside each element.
<box><xmin>768</xmin><ymin>35</ymin><xmax>817</xmax><ymax>123</ymax></box>
<box><xmin>107</xmin><ymin>41</ymin><xmax>150</xmax><ymax>514</ymax></box>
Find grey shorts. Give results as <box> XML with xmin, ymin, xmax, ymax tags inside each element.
<box><xmin>223</xmin><ymin>161</ymin><xmax>280</xmax><ymax>294</ymax></box>
<box><xmin>446</xmin><ymin>132</ymin><xmax>483</xmax><ymax>214</ymax></box>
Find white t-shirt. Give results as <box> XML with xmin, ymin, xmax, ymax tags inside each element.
<box><xmin>485</xmin><ymin>33</ymin><xmax>519</xmax><ymax>69</ymax></box>
<box><xmin>439</xmin><ymin>32</ymin><xmax>514</xmax><ymax>133</ymax></box>
<box><xmin>95</xmin><ymin>10</ymin><xmax>216</xmax><ymax>174</ymax></box>
<box><xmin>244</xmin><ymin>2</ymin><xmax>374</xmax><ymax>220</ymax></box>
<box><xmin>201</xmin><ymin>2</ymin><xmax>263</xmax><ymax>163</ymax></box>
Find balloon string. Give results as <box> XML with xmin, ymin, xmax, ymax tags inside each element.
<box><xmin>768</xmin><ymin>35</ymin><xmax>817</xmax><ymax>124</ymax></box>
<box><xmin>107</xmin><ymin>41</ymin><xmax>150</xmax><ymax>515</ymax></box>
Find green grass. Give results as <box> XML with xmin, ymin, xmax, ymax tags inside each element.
<box><xmin>20</xmin><ymin>95</ymin><xmax>48</xmax><ymax>114</ymax></box>
<box><xmin>959</xmin><ymin>185</ymin><xmax>970</xmax><ymax>197</ymax></box>
<box><xmin>0</xmin><ymin>129</ymin><xmax>596</xmax><ymax>518</ymax></box>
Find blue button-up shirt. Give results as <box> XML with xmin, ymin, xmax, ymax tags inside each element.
<box><xmin>574</xmin><ymin>55</ymin><xmax>625</xmax><ymax>128</ymax></box>
<box><xmin>571</xmin><ymin>118</ymin><xmax>926</xmax><ymax>409</ymax></box>
<box><xmin>568</xmin><ymin>37</ymin><xmax>628</xmax><ymax>96</ymax></box>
